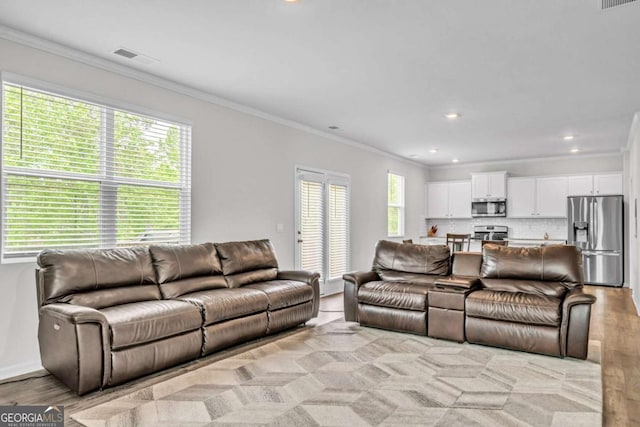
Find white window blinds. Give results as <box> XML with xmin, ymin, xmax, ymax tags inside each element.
<box><xmin>328</xmin><ymin>183</ymin><xmax>348</xmax><ymax>280</ymax></box>
<box><xmin>299</xmin><ymin>179</ymin><xmax>324</xmax><ymax>276</ymax></box>
<box><xmin>296</xmin><ymin>168</ymin><xmax>350</xmax><ymax>291</ymax></box>
<box><xmin>1</xmin><ymin>82</ymin><xmax>192</xmax><ymax>261</ymax></box>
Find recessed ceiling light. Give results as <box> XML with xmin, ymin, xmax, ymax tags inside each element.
<box><xmin>429</xmin><ymin>149</ymin><xmax>438</xmax><ymax>154</ymax></box>
<box><xmin>563</xmin><ymin>135</ymin><xmax>575</xmax><ymax>141</ymax></box>
<box><xmin>445</xmin><ymin>113</ymin><xmax>461</xmax><ymax>119</ymax></box>
<box><xmin>452</xmin><ymin>158</ymin><xmax>460</xmax><ymax>163</ymax></box>
<box><xmin>328</xmin><ymin>125</ymin><xmax>339</xmax><ymax>130</ymax></box>
<box><xmin>284</xmin><ymin>0</ymin><xmax>299</xmax><ymax>2</ymax></box>
<box><xmin>570</xmin><ymin>148</ymin><xmax>580</xmax><ymax>153</ymax></box>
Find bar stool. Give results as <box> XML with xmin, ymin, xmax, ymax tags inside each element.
<box><xmin>446</xmin><ymin>233</ymin><xmax>471</xmax><ymax>252</ymax></box>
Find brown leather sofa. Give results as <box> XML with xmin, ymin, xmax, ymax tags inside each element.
<box><xmin>343</xmin><ymin>240</ymin><xmax>596</xmax><ymax>359</ymax></box>
<box><xmin>36</xmin><ymin>239</ymin><xmax>319</xmax><ymax>395</ymax></box>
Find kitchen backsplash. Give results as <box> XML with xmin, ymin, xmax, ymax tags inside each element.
<box><xmin>424</xmin><ymin>217</ymin><xmax>568</xmax><ymax>240</ymax></box>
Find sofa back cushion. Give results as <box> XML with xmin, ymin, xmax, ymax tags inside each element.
<box><xmin>372</xmin><ymin>240</ymin><xmax>450</xmax><ymax>276</ymax></box>
<box><xmin>215</xmin><ymin>239</ymin><xmax>279</xmax><ymax>288</ymax></box>
<box><xmin>481</xmin><ymin>244</ymin><xmax>583</xmax><ymax>285</ymax></box>
<box><xmin>149</xmin><ymin>243</ymin><xmax>227</xmax><ymax>298</ymax></box>
<box><xmin>37</xmin><ymin>247</ymin><xmax>159</xmax><ymax>308</ymax></box>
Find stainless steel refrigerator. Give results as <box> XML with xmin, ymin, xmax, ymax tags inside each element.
<box><xmin>567</xmin><ymin>195</ymin><xmax>623</xmax><ymax>286</ymax></box>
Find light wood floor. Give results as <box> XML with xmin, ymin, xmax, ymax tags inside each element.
<box><xmin>0</xmin><ymin>287</ymin><xmax>638</xmax><ymax>426</ymax></box>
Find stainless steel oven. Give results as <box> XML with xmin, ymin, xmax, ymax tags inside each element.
<box><xmin>471</xmin><ymin>199</ymin><xmax>507</xmax><ymax>217</ymax></box>
<box><xmin>473</xmin><ymin>225</ymin><xmax>508</xmax><ymax>241</ymax></box>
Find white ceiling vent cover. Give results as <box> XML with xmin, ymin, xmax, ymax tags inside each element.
<box><xmin>601</xmin><ymin>0</ymin><xmax>637</xmax><ymax>9</ymax></box>
<box><xmin>112</xmin><ymin>47</ymin><xmax>158</xmax><ymax>65</ymax></box>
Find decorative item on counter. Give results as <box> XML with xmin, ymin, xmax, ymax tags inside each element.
<box><xmin>428</xmin><ymin>225</ymin><xmax>438</xmax><ymax>237</ymax></box>
<box><xmin>543</xmin><ymin>232</ymin><xmax>549</xmax><ymax>240</ymax></box>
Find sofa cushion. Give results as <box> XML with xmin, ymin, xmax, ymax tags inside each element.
<box><xmin>372</xmin><ymin>240</ymin><xmax>450</xmax><ymax>276</ymax></box>
<box><xmin>38</xmin><ymin>247</ymin><xmax>158</xmax><ymax>306</ymax></box>
<box><xmin>149</xmin><ymin>243</ymin><xmax>223</xmax><ymax>283</ymax></box>
<box><xmin>358</xmin><ymin>281</ymin><xmax>433</xmax><ymax>311</ymax></box>
<box><xmin>101</xmin><ymin>300</ymin><xmax>202</xmax><ymax>350</ymax></box>
<box><xmin>246</xmin><ymin>280</ymin><xmax>314</xmax><ymax>310</ymax></box>
<box><xmin>466</xmin><ymin>290</ymin><xmax>562</xmax><ymax>326</ymax></box>
<box><xmin>479</xmin><ymin>278</ymin><xmax>569</xmax><ymax>298</ymax></box>
<box><xmin>481</xmin><ymin>245</ymin><xmax>583</xmax><ymax>284</ymax></box>
<box><xmin>178</xmin><ymin>288</ymin><xmax>269</xmax><ymax>325</ymax></box>
<box><xmin>215</xmin><ymin>240</ymin><xmax>279</xmax><ymax>287</ymax></box>
<box><xmin>150</xmin><ymin>242</ymin><xmax>227</xmax><ymax>299</ymax></box>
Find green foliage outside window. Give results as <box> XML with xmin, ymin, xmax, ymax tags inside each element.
<box><xmin>1</xmin><ymin>83</ymin><xmax>188</xmax><ymax>258</ymax></box>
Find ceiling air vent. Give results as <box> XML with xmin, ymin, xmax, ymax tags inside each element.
<box><xmin>112</xmin><ymin>47</ymin><xmax>158</xmax><ymax>65</ymax></box>
<box><xmin>601</xmin><ymin>0</ymin><xmax>637</xmax><ymax>9</ymax></box>
<box><xmin>113</xmin><ymin>48</ymin><xmax>138</xmax><ymax>59</ymax></box>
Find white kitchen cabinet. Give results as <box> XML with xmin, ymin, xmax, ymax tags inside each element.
<box><xmin>507</xmin><ymin>176</ymin><xmax>567</xmax><ymax>218</ymax></box>
<box><xmin>426</xmin><ymin>181</ymin><xmax>471</xmax><ymax>219</ymax></box>
<box><xmin>471</xmin><ymin>172</ymin><xmax>507</xmax><ymax>199</ymax></box>
<box><xmin>507</xmin><ymin>178</ymin><xmax>536</xmax><ymax>217</ymax></box>
<box><xmin>567</xmin><ymin>175</ymin><xmax>594</xmax><ymax>196</ymax></box>
<box><xmin>448</xmin><ymin>181</ymin><xmax>472</xmax><ymax>218</ymax></box>
<box><xmin>594</xmin><ymin>173</ymin><xmax>623</xmax><ymax>195</ymax></box>
<box><xmin>535</xmin><ymin>176</ymin><xmax>568</xmax><ymax>217</ymax></box>
<box><xmin>426</xmin><ymin>182</ymin><xmax>449</xmax><ymax>218</ymax></box>
<box><xmin>567</xmin><ymin>172</ymin><xmax>622</xmax><ymax>196</ymax></box>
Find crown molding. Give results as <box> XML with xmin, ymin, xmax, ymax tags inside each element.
<box><xmin>0</xmin><ymin>24</ymin><xmax>424</xmax><ymax>168</ymax></box>
<box><xmin>428</xmin><ymin>150</ymin><xmax>624</xmax><ymax>170</ymax></box>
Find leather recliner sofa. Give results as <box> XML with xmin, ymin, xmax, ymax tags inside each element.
<box><xmin>36</xmin><ymin>239</ymin><xmax>319</xmax><ymax>395</ymax></box>
<box><xmin>343</xmin><ymin>240</ymin><xmax>596</xmax><ymax>359</ymax></box>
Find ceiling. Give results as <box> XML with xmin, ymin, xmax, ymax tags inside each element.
<box><xmin>1</xmin><ymin>0</ymin><xmax>639</xmax><ymax>165</ymax></box>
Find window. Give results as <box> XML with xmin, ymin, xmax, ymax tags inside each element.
<box><xmin>296</xmin><ymin>167</ymin><xmax>350</xmax><ymax>295</ymax></box>
<box><xmin>387</xmin><ymin>172</ymin><xmax>405</xmax><ymax>237</ymax></box>
<box><xmin>1</xmin><ymin>80</ymin><xmax>191</xmax><ymax>261</ymax></box>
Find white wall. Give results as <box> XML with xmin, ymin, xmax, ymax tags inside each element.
<box><xmin>627</xmin><ymin>113</ymin><xmax>640</xmax><ymax>313</ymax></box>
<box><xmin>427</xmin><ymin>153</ymin><xmax>623</xmax><ymax>182</ymax></box>
<box><xmin>0</xmin><ymin>39</ymin><xmax>428</xmax><ymax>379</ymax></box>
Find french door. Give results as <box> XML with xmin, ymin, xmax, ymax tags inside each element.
<box><xmin>295</xmin><ymin>167</ymin><xmax>350</xmax><ymax>295</ymax></box>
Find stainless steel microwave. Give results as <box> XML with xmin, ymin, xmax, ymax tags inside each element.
<box><xmin>471</xmin><ymin>199</ymin><xmax>507</xmax><ymax>217</ymax></box>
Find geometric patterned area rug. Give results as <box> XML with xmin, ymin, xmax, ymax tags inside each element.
<box><xmin>72</xmin><ymin>320</ymin><xmax>602</xmax><ymax>427</ymax></box>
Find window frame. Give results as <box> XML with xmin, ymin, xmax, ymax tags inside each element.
<box><xmin>0</xmin><ymin>72</ymin><xmax>193</xmax><ymax>263</ymax></box>
<box><xmin>387</xmin><ymin>171</ymin><xmax>405</xmax><ymax>238</ymax></box>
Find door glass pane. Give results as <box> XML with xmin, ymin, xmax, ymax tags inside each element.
<box><xmin>329</xmin><ymin>184</ymin><xmax>348</xmax><ymax>280</ymax></box>
<box><xmin>300</xmin><ymin>180</ymin><xmax>324</xmax><ymax>278</ymax></box>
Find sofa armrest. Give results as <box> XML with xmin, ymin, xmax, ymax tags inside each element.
<box><xmin>38</xmin><ymin>304</ymin><xmax>111</xmax><ymax>395</ymax></box>
<box><xmin>563</xmin><ymin>288</ymin><xmax>596</xmax><ymax>309</ymax></box>
<box><xmin>277</xmin><ymin>270</ymin><xmax>321</xmax><ymax>317</ymax></box>
<box><xmin>560</xmin><ymin>288</ymin><xmax>596</xmax><ymax>359</ymax></box>
<box><xmin>343</xmin><ymin>271</ymin><xmax>379</xmax><ymax>287</ymax></box>
<box><xmin>342</xmin><ymin>271</ymin><xmax>380</xmax><ymax>322</ymax></box>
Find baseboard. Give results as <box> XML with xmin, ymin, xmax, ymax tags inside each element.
<box><xmin>0</xmin><ymin>360</ymin><xmax>44</xmax><ymax>382</ymax></box>
<box><xmin>633</xmin><ymin>288</ymin><xmax>640</xmax><ymax>316</ymax></box>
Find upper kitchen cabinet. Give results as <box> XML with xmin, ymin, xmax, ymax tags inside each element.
<box><xmin>471</xmin><ymin>172</ymin><xmax>507</xmax><ymax>199</ymax></box>
<box><xmin>567</xmin><ymin>172</ymin><xmax>622</xmax><ymax>196</ymax></box>
<box><xmin>507</xmin><ymin>176</ymin><xmax>568</xmax><ymax>218</ymax></box>
<box><xmin>536</xmin><ymin>176</ymin><xmax>568</xmax><ymax>217</ymax></box>
<box><xmin>507</xmin><ymin>177</ymin><xmax>535</xmax><ymax>217</ymax></box>
<box><xmin>426</xmin><ymin>181</ymin><xmax>472</xmax><ymax>219</ymax></box>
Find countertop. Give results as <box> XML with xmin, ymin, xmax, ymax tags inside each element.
<box><xmin>419</xmin><ymin>236</ymin><xmax>567</xmax><ymax>243</ymax></box>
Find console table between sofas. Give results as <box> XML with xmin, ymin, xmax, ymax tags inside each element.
<box><xmin>428</xmin><ymin>278</ymin><xmax>479</xmax><ymax>342</ymax></box>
